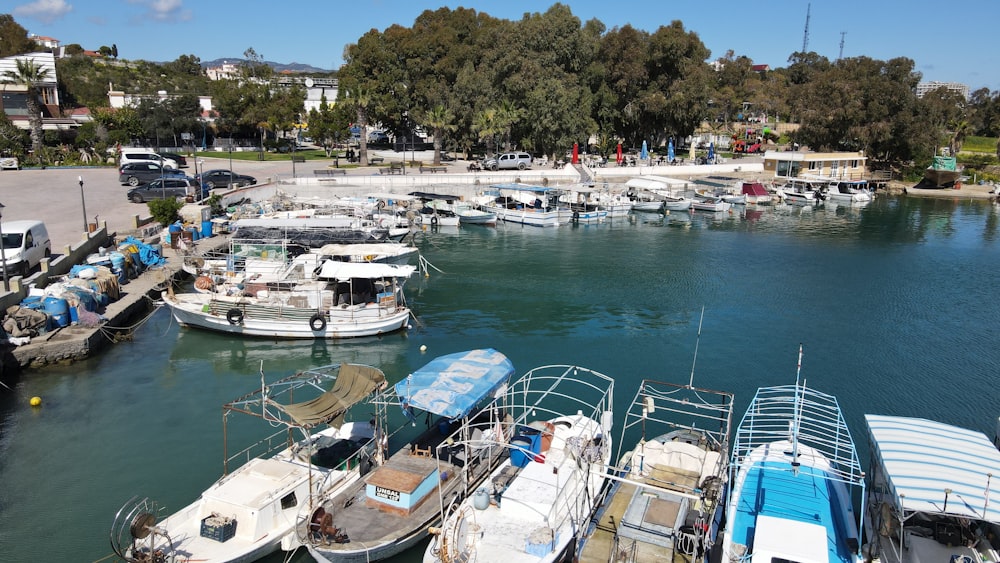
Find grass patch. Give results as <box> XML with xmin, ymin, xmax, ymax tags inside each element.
<box><xmin>962</xmin><ymin>136</ymin><xmax>998</xmax><ymax>154</ymax></box>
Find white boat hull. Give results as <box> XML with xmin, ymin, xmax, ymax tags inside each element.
<box><xmin>165</xmin><ymin>293</ymin><xmax>410</xmax><ymax>339</ymax></box>
<box><xmin>488</xmin><ymin>206</ymin><xmax>563</xmax><ymax>227</ymax></box>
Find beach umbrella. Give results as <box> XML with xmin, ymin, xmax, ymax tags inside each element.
<box><xmin>641</xmin><ymin>140</ymin><xmax>648</xmax><ymax>161</ymax></box>
<box><xmin>616</xmin><ymin>142</ymin><xmax>623</xmax><ymax>164</ymax></box>
<box><xmin>572</xmin><ymin>142</ymin><xmax>579</xmax><ymax>164</ymax></box>
<box><xmin>666</xmin><ymin>139</ymin><xmax>673</xmax><ymax>163</ymax></box>
<box><xmin>708</xmin><ymin>142</ymin><xmax>715</xmax><ymax>163</ymax></box>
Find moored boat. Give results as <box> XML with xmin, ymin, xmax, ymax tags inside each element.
<box><xmin>921</xmin><ymin>155</ymin><xmax>961</xmax><ymax>188</ymax></box>
<box><xmin>109</xmin><ymin>362</ymin><xmax>388</xmax><ymax>563</ymax></box>
<box><xmin>164</xmin><ymin>260</ymin><xmax>415</xmax><ymax>339</ymax></box>
<box><xmin>721</xmin><ymin>346</ymin><xmax>865</xmax><ymax>563</ymax></box>
<box><xmin>862</xmin><ymin>415</ymin><xmax>1000</xmax><ymax>563</ymax></box>
<box><xmin>690</xmin><ymin>195</ymin><xmax>732</xmax><ymax>212</ymax></box>
<box><xmin>482</xmin><ymin>184</ymin><xmax>565</xmax><ymax>227</ymax></box>
<box><xmin>424</xmin><ymin>363</ymin><xmax>615</xmax><ymax>563</ymax></box>
<box><xmin>306</xmin><ymin>348</ymin><xmax>516</xmax><ymax>563</ymax></box>
<box><xmin>576</xmin><ymin>378</ymin><xmax>734</xmax><ymax>563</ymax></box>
<box><xmin>824</xmin><ymin>180</ymin><xmax>872</xmax><ymax>203</ymax></box>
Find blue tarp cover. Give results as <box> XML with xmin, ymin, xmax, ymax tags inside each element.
<box><xmin>395</xmin><ymin>348</ymin><xmax>514</xmax><ymax>419</ymax></box>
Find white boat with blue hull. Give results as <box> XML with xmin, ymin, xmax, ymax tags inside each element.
<box><xmin>424</xmin><ymin>364</ymin><xmax>615</xmax><ymax>563</ymax></box>
<box><xmin>482</xmin><ymin>184</ymin><xmax>566</xmax><ymax>227</ymax></box>
<box><xmin>721</xmin><ymin>347</ymin><xmax>865</xmax><ymax>563</ymax></box>
<box><xmin>109</xmin><ymin>362</ymin><xmax>388</xmax><ymax>563</ymax></box>
<box><xmin>306</xmin><ymin>348</ymin><xmax>515</xmax><ymax>563</ymax></box>
<box><xmin>862</xmin><ymin>415</ymin><xmax>1000</xmax><ymax>563</ymax></box>
<box><xmin>576</xmin><ymin>379</ymin><xmax>734</xmax><ymax>563</ymax></box>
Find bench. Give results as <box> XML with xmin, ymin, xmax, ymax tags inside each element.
<box><xmin>370</xmin><ymin>156</ymin><xmax>385</xmax><ymax>164</ymax></box>
<box><xmin>313</xmin><ymin>169</ymin><xmax>347</xmax><ymax>178</ymax></box>
<box><xmin>379</xmin><ymin>163</ymin><xmax>404</xmax><ymax>175</ymax></box>
<box><xmin>291</xmin><ymin>155</ymin><xmax>306</xmax><ymax>163</ymax></box>
<box><xmin>419</xmin><ymin>166</ymin><xmax>447</xmax><ymax>174</ymax></box>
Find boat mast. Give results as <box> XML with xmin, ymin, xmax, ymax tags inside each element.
<box><xmin>688</xmin><ymin>306</ymin><xmax>705</xmax><ymax>388</ymax></box>
<box><xmin>791</xmin><ymin>344</ymin><xmax>803</xmax><ymax>473</ymax></box>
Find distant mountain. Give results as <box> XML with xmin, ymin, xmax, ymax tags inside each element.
<box><xmin>200</xmin><ymin>57</ymin><xmax>332</xmax><ymax>74</ymax></box>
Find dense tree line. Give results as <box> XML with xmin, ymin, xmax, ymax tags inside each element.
<box><xmin>2</xmin><ymin>7</ymin><xmax>1000</xmax><ymax>169</ymax></box>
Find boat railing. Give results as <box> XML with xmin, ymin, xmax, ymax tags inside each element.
<box><xmin>224</xmin><ymin>426</ymin><xmax>294</xmax><ymax>473</ymax></box>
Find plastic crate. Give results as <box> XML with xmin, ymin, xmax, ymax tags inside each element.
<box><xmin>200</xmin><ymin>514</ymin><xmax>237</xmax><ymax>542</ymax></box>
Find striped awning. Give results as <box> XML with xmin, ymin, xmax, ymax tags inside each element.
<box><xmin>865</xmin><ymin>414</ymin><xmax>1000</xmax><ymax>523</ymax></box>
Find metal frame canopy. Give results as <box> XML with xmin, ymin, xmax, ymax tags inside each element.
<box><xmin>865</xmin><ymin>414</ymin><xmax>1000</xmax><ymax>522</ymax></box>
<box><xmin>389</xmin><ymin>348</ymin><xmax>515</xmax><ymax>419</ymax></box>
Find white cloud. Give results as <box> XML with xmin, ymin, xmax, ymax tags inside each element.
<box><xmin>127</xmin><ymin>0</ymin><xmax>192</xmax><ymax>23</ymax></box>
<box><xmin>12</xmin><ymin>0</ymin><xmax>73</xmax><ymax>24</ymax></box>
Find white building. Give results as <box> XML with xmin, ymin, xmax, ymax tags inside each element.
<box><xmin>916</xmin><ymin>81</ymin><xmax>969</xmax><ymax>100</ymax></box>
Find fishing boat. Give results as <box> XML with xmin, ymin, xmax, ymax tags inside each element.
<box><xmin>921</xmin><ymin>155</ymin><xmax>961</xmax><ymax>188</ymax></box>
<box><xmin>481</xmin><ymin>184</ymin><xmax>565</xmax><ymax>227</ymax></box>
<box><xmin>306</xmin><ymin>348</ymin><xmax>515</xmax><ymax>563</ymax></box>
<box><xmin>110</xmin><ymin>362</ymin><xmax>388</xmax><ymax>563</ymax></box>
<box><xmin>823</xmin><ymin>180</ymin><xmax>873</xmax><ymax>203</ymax></box>
<box><xmin>576</xmin><ymin>378</ymin><xmax>734</xmax><ymax>563</ymax></box>
<box><xmin>164</xmin><ymin>260</ymin><xmax>415</xmax><ymax>339</ymax></box>
<box><xmin>454</xmin><ymin>201</ymin><xmax>498</xmax><ymax>226</ymax></box>
<box><xmin>777</xmin><ymin>179</ymin><xmax>825</xmax><ymax>204</ymax></box>
<box><xmin>424</xmin><ymin>364</ymin><xmax>615</xmax><ymax>563</ymax></box>
<box><xmin>721</xmin><ymin>346</ymin><xmax>865</xmax><ymax>563</ymax></box>
<box><xmin>557</xmin><ymin>187</ymin><xmax>609</xmax><ymax>224</ymax></box>
<box><xmin>689</xmin><ymin>195</ymin><xmax>732</xmax><ymax>213</ymax></box>
<box><xmin>862</xmin><ymin>415</ymin><xmax>1000</xmax><ymax>563</ymax></box>
<box><xmin>740</xmin><ymin>181</ymin><xmax>775</xmax><ymax>205</ymax></box>
<box><xmin>410</xmin><ymin>192</ymin><xmax>462</xmax><ymax>227</ymax></box>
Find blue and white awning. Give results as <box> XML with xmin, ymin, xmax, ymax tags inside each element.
<box><xmin>395</xmin><ymin>349</ymin><xmax>514</xmax><ymax>419</ymax></box>
<box><xmin>865</xmin><ymin>414</ymin><xmax>1000</xmax><ymax>523</ymax></box>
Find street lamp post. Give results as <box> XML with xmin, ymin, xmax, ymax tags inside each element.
<box><xmin>78</xmin><ymin>176</ymin><xmax>89</xmax><ymax>235</ymax></box>
<box><xmin>228</xmin><ymin>145</ymin><xmax>234</xmax><ymax>189</ymax></box>
<box><xmin>0</xmin><ymin>202</ymin><xmax>8</xmax><ymax>292</ymax></box>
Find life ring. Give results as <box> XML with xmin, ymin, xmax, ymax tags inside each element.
<box><xmin>226</xmin><ymin>308</ymin><xmax>244</xmax><ymax>325</ymax></box>
<box><xmin>309</xmin><ymin>313</ymin><xmax>327</xmax><ymax>332</ymax></box>
<box><xmin>430</xmin><ymin>216</ymin><xmax>439</xmax><ymax>226</ymax></box>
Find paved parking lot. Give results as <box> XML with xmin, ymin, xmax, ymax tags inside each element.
<box><xmin>0</xmin><ymin>156</ymin><xmax>292</xmax><ymax>250</ymax></box>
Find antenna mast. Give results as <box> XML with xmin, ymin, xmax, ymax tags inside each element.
<box><xmin>838</xmin><ymin>32</ymin><xmax>846</xmax><ymax>60</ymax></box>
<box><xmin>801</xmin><ymin>3</ymin><xmax>811</xmax><ymax>53</ymax></box>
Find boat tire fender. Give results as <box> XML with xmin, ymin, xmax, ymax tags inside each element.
<box><xmin>310</xmin><ymin>313</ymin><xmax>327</xmax><ymax>332</ymax></box>
<box><xmin>431</xmin><ymin>216</ymin><xmax>438</xmax><ymax>226</ymax></box>
<box><xmin>572</xmin><ymin>211</ymin><xmax>580</xmax><ymax>221</ymax></box>
<box><xmin>227</xmin><ymin>308</ymin><xmax>244</xmax><ymax>325</ymax></box>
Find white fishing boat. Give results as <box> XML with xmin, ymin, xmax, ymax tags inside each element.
<box><xmin>862</xmin><ymin>415</ymin><xmax>1000</xmax><ymax>563</ymax></box>
<box><xmin>410</xmin><ymin>192</ymin><xmax>462</xmax><ymax>227</ymax></box>
<box><xmin>576</xmin><ymin>379</ymin><xmax>734</xmax><ymax>563</ymax></box>
<box><xmin>110</xmin><ymin>362</ymin><xmax>388</xmax><ymax>563</ymax></box>
<box><xmin>424</xmin><ymin>364</ymin><xmax>615</xmax><ymax>563</ymax></box>
<box><xmin>777</xmin><ymin>179</ymin><xmax>825</xmax><ymax>204</ymax></box>
<box><xmin>740</xmin><ymin>181</ymin><xmax>776</xmax><ymax>205</ymax></box>
<box><xmin>557</xmin><ymin>188</ymin><xmax>609</xmax><ymax>224</ymax></box>
<box><xmin>721</xmin><ymin>346</ymin><xmax>866</xmax><ymax>563</ymax></box>
<box><xmin>662</xmin><ymin>192</ymin><xmax>693</xmax><ymax>211</ymax></box>
<box><xmin>481</xmin><ymin>184</ymin><xmax>566</xmax><ymax>227</ymax></box>
<box><xmin>164</xmin><ymin>260</ymin><xmax>415</xmax><ymax>339</ymax></box>
<box><xmin>306</xmin><ymin>348</ymin><xmax>515</xmax><ymax>563</ymax></box>
<box><xmin>454</xmin><ymin>200</ymin><xmax>498</xmax><ymax>226</ymax></box>
<box><xmin>689</xmin><ymin>195</ymin><xmax>732</xmax><ymax>213</ymax></box>
<box><xmin>823</xmin><ymin>180</ymin><xmax>873</xmax><ymax>203</ymax></box>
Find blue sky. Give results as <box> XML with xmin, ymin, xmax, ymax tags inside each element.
<box><xmin>11</xmin><ymin>0</ymin><xmax>998</xmax><ymax>91</ymax></box>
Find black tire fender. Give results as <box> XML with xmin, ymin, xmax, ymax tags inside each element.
<box><xmin>431</xmin><ymin>216</ymin><xmax>439</xmax><ymax>226</ymax></box>
<box><xmin>226</xmin><ymin>308</ymin><xmax>244</xmax><ymax>325</ymax></box>
<box><xmin>309</xmin><ymin>312</ymin><xmax>327</xmax><ymax>332</ymax></box>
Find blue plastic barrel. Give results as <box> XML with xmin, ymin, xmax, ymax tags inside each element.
<box><xmin>20</xmin><ymin>296</ymin><xmax>42</xmax><ymax>310</ymax></box>
<box><xmin>43</xmin><ymin>297</ymin><xmax>70</xmax><ymax>328</ymax></box>
<box><xmin>201</xmin><ymin>220</ymin><xmax>213</xmax><ymax>238</ymax></box>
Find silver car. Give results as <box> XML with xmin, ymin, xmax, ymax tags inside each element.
<box><xmin>486</xmin><ymin>152</ymin><xmax>533</xmax><ymax>171</ymax></box>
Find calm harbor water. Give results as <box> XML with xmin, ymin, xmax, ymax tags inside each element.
<box><xmin>2</xmin><ymin>195</ymin><xmax>1000</xmax><ymax>563</ymax></box>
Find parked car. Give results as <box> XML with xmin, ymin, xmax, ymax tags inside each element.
<box><xmin>367</xmin><ymin>131</ymin><xmax>390</xmax><ymax>144</ymax></box>
<box><xmin>195</xmin><ymin>169</ymin><xmax>256</xmax><ymax>189</ymax></box>
<box><xmin>0</xmin><ymin>220</ymin><xmax>50</xmax><ymax>277</ymax></box>
<box><xmin>157</xmin><ymin>152</ymin><xmax>188</xmax><ymax>167</ymax></box>
<box><xmin>119</xmin><ymin>149</ymin><xmax>178</xmax><ymax>170</ymax></box>
<box><xmin>0</xmin><ymin>156</ymin><xmax>19</xmax><ymax>170</ymax></box>
<box><xmin>484</xmin><ymin>151</ymin><xmax>533</xmax><ymax>170</ymax></box>
<box><xmin>119</xmin><ymin>162</ymin><xmax>186</xmax><ymax>186</ymax></box>
<box><xmin>127</xmin><ymin>177</ymin><xmax>206</xmax><ymax>203</ymax></box>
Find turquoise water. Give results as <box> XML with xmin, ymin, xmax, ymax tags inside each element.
<box><xmin>2</xmin><ymin>196</ymin><xmax>1000</xmax><ymax>563</ymax></box>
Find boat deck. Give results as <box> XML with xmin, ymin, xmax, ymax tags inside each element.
<box><xmin>729</xmin><ymin>459</ymin><xmax>852</xmax><ymax>562</ymax></box>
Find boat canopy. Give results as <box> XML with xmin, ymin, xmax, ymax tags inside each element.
<box><xmin>409</xmin><ymin>191</ymin><xmax>460</xmax><ymax>201</ymax></box>
<box><xmin>865</xmin><ymin>414</ymin><xmax>1000</xmax><ymax>523</ymax></box>
<box><xmin>394</xmin><ymin>348</ymin><xmax>514</xmax><ymax>419</ymax></box>
<box><xmin>274</xmin><ymin>363</ymin><xmax>387</xmax><ymax>427</ymax></box>
<box><xmin>741</xmin><ymin>182</ymin><xmax>769</xmax><ymax>196</ymax></box>
<box><xmin>490</xmin><ymin>183</ymin><xmax>554</xmax><ymax>193</ymax></box>
<box><xmin>316</xmin><ymin>260</ymin><xmax>416</xmax><ymax>280</ymax></box>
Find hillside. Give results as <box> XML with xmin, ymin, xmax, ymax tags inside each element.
<box><xmin>200</xmin><ymin>57</ymin><xmax>331</xmax><ymax>74</ymax></box>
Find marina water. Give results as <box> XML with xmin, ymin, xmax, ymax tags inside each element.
<box><xmin>2</xmin><ymin>195</ymin><xmax>1000</xmax><ymax>563</ymax></box>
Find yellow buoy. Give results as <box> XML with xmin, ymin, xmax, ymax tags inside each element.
<box><xmin>29</xmin><ymin>396</ymin><xmax>42</xmax><ymax>407</ymax></box>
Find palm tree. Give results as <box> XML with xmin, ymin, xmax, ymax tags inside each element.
<box><xmin>1</xmin><ymin>58</ymin><xmax>50</xmax><ymax>157</ymax></box>
<box><xmin>422</xmin><ymin>105</ymin><xmax>456</xmax><ymax>165</ymax></box>
<box><xmin>473</xmin><ymin>109</ymin><xmax>501</xmax><ymax>157</ymax></box>
<box><xmin>496</xmin><ymin>100</ymin><xmax>523</xmax><ymax>152</ymax></box>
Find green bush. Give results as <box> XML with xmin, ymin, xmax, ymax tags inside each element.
<box><xmin>147</xmin><ymin>198</ymin><xmax>184</xmax><ymax>226</ymax></box>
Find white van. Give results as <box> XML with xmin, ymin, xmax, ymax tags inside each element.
<box><xmin>1</xmin><ymin>220</ymin><xmax>51</xmax><ymax>277</ymax></box>
<box><xmin>119</xmin><ymin>149</ymin><xmax>178</xmax><ymax>170</ymax></box>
